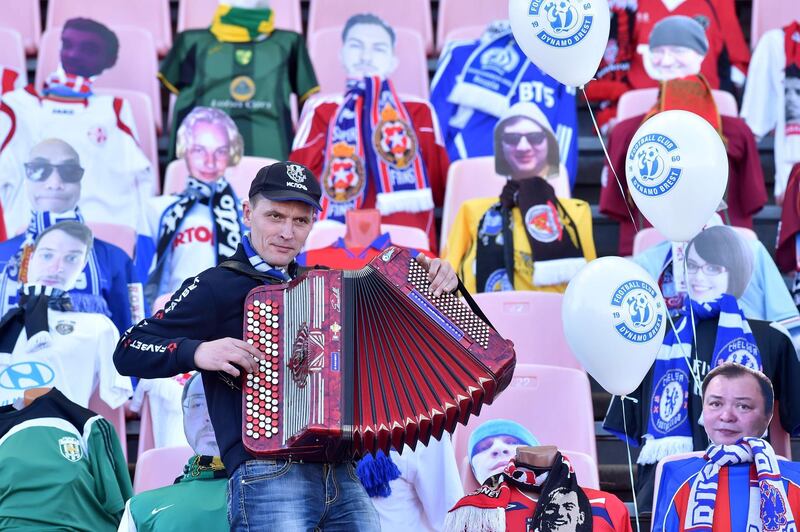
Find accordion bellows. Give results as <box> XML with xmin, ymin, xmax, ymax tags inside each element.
<box><xmin>242</xmin><ymin>247</ymin><xmax>516</xmax><ymax>460</ymax></box>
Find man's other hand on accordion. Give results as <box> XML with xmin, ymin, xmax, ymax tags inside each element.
<box><xmin>416</xmin><ymin>253</ymin><xmax>458</xmax><ymax>296</ymax></box>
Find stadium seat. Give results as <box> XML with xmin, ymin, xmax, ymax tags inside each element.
<box><xmin>85</xmin><ymin>222</ymin><xmax>136</xmax><ymax>258</ymax></box>
<box><xmin>440</xmin><ymin>157</ymin><xmax>571</xmax><ymax>252</ymax></box>
<box><xmin>750</xmin><ymin>0</ymin><xmax>800</xmax><ymax>50</ymax></box>
<box><xmin>88</xmin><ymin>388</ymin><xmax>127</xmax><ymax>461</ymax></box>
<box><xmin>0</xmin><ymin>28</ymin><xmax>28</xmax><ymax>82</ymax></box>
<box><xmin>304</xmin><ymin>221</ymin><xmax>431</xmax><ymax>252</ymax></box>
<box><xmin>46</xmin><ymin>0</ymin><xmax>172</xmax><ymax>56</ymax></box>
<box><xmin>769</xmin><ymin>401</ymin><xmax>792</xmax><ymax>460</ymax></box>
<box><xmin>136</xmin><ymin>394</ymin><xmax>156</xmax><ymax>459</ymax></box>
<box><xmin>451</xmin><ymin>363</ymin><xmax>598</xmax><ymax>465</ymax></box>
<box><xmin>94</xmin><ymin>88</ymin><xmax>159</xmax><ymax>192</ymax></box>
<box><xmin>307</xmin><ymin>0</ymin><xmax>434</xmax><ymax>55</ymax></box>
<box><xmin>632</xmin><ymin>226</ymin><xmax>759</xmax><ymax>255</ymax></box>
<box><xmin>616</xmin><ymin>88</ymin><xmax>738</xmax><ymax>122</ymax></box>
<box><xmin>440</xmin><ymin>25</ymin><xmax>486</xmax><ymax>51</ymax></box>
<box><xmin>472</xmin><ymin>291</ymin><xmax>582</xmax><ymax>370</ymax></box>
<box><xmin>308</xmin><ymin>27</ymin><xmax>430</xmax><ymax>99</ymax></box>
<box><xmin>177</xmin><ymin>0</ymin><xmax>303</xmax><ymax>34</ymax></box>
<box><xmin>133</xmin><ymin>445</ymin><xmax>194</xmax><ymax>494</ymax></box>
<box><xmin>456</xmin><ymin>448</ymin><xmax>599</xmax><ymax>493</ymax></box>
<box><xmin>0</xmin><ymin>0</ymin><xmax>41</xmax><ymax>55</ymax></box>
<box><xmin>36</xmin><ymin>26</ymin><xmax>163</xmax><ymax>133</ymax></box>
<box><xmin>153</xmin><ymin>293</ymin><xmax>172</xmax><ymax>312</ymax></box>
<box><xmin>163</xmin><ymin>155</ymin><xmax>279</xmax><ymax>199</ymax></box>
<box><xmin>436</xmin><ymin>0</ymin><xmax>508</xmax><ymax>53</ymax></box>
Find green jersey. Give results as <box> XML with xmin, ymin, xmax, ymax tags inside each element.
<box><xmin>120</xmin><ymin>455</ymin><xmax>228</xmax><ymax>532</ymax></box>
<box><xmin>0</xmin><ymin>388</ymin><xmax>132</xmax><ymax>531</ymax></box>
<box><xmin>160</xmin><ymin>29</ymin><xmax>319</xmax><ymax>160</ymax></box>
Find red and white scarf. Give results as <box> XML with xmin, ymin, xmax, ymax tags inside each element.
<box><xmin>42</xmin><ymin>64</ymin><xmax>94</xmax><ymax>98</ymax></box>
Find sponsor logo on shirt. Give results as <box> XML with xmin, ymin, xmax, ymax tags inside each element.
<box><xmin>126</xmin><ymin>339</ymin><xmax>170</xmax><ymax>353</ymax></box>
<box><xmin>58</xmin><ymin>436</ymin><xmax>83</xmax><ymax>462</ymax></box>
<box><xmin>230</xmin><ymin>76</ymin><xmax>256</xmax><ymax>102</ymax></box>
<box><xmin>0</xmin><ymin>361</ymin><xmax>55</xmax><ymax>390</ymax></box>
<box><xmin>173</xmin><ymin>226</ymin><xmax>214</xmax><ymax>249</ymax></box>
<box><xmin>165</xmin><ymin>276</ymin><xmax>200</xmax><ymax>314</ymax></box>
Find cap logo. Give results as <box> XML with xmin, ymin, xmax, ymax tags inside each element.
<box><xmin>286</xmin><ymin>164</ymin><xmax>306</xmax><ymax>183</ymax></box>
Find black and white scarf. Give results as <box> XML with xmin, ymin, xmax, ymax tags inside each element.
<box><xmin>0</xmin><ymin>285</ymin><xmax>72</xmax><ymax>353</ymax></box>
<box><xmin>475</xmin><ymin>177</ymin><xmax>585</xmax><ymax>292</ymax></box>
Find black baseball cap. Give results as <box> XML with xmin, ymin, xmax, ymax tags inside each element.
<box><xmin>248</xmin><ymin>161</ymin><xmax>322</xmax><ymax>210</ymax></box>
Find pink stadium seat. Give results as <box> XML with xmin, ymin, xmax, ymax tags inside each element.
<box><xmin>177</xmin><ymin>0</ymin><xmax>303</xmax><ymax>34</ymax></box>
<box><xmin>451</xmin><ymin>363</ymin><xmax>598</xmax><ymax>465</ymax></box>
<box><xmin>153</xmin><ymin>293</ymin><xmax>172</xmax><ymax>312</ymax></box>
<box><xmin>0</xmin><ymin>0</ymin><xmax>41</xmax><ymax>55</ymax></box>
<box><xmin>304</xmin><ymin>222</ymin><xmax>431</xmax><ymax>252</ymax></box>
<box><xmin>440</xmin><ymin>25</ymin><xmax>486</xmax><ymax>50</ymax></box>
<box><xmin>304</xmin><ymin>221</ymin><xmax>347</xmax><ymax>251</ymax></box>
<box><xmin>85</xmin><ymin>222</ymin><xmax>136</xmax><ymax>258</ymax></box>
<box><xmin>436</xmin><ymin>0</ymin><xmax>508</xmax><ymax>53</ymax></box>
<box><xmin>46</xmin><ymin>0</ymin><xmax>172</xmax><ymax>56</ymax></box>
<box><xmin>88</xmin><ymin>388</ymin><xmax>128</xmax><ymax>461</ymax></box>
<box><xmin>456</xmin><ymin>448</ymin><xmax>599</xmax><ymax>493</ymax></box>
<box><xmin>632</xmin><ymin>226</ymin><xmax>758</xmax><ymax>255</ymax></box>
<box><xmin>769</xmin><ymin>401</ymin><xmax>792</xmax><ymax>460</ymax></box>
<box><xmin>136</xmin><ymin>394</ymin><xmax>156</xmax><ymax>459</ymax></box>
<box><xmin>94</xmin><ymin>88</ymin><xmax>159</xmax><ymax>192</ymax></box>
<box><xmin>163</xmin><ymin>155</ymin><xmax>279</xmax><ymax>198</ymax></box>
<box><xmin>750</xmin><ymin>0</ymin><xmax>800</xmax><ymax>50</ymax></box>
<box><xmin>36</xmin><ymin>26</ymin><xmax>163</xmax><ymax>133</ymax></box>
<box><xmin>0</xmin><ymin>28</ymin><xmax>28</xmax><ymax>81</ymax></box>
<box><xmin>440</xmin><ymin>157</ymin><xmax>571</xmax><ymax>252</ymax></box>
<box><xmin>472</xmin><ymin>291</ymin><xmax>582</xmax><ymax>370</ymax></box>
<box><xmin>616</xmin><ymin>88</ymin><xmax>738</xmax><ymax>122</ymax></box>
<box><xmin>133</xmin><ymin>445</ymin><xmax>194</xmax><ymax>494</ymax></box>
<box><xmin>308</xmin><ymin>27</ymin><xmax>430</xmax><ymax>98</ymax></box>
<box><xmin>307</xmin><ymin>0</ymin><xmax>434</xmax><ymax>55</ymax></box>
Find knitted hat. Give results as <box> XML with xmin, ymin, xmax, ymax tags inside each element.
<box><xmin>648</xmin><ymin>15</ymin><xmax>709</xmax><ymax>55</ymax></box>
<box><xmin>468</xmin><ymin>419</ymin><xmax>540</xmax><ymax>460</ymax></box>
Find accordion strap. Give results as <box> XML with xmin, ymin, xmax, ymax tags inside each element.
<box><xmin>456</xmin><ymin>278</ymin><xmax>497</xmax><ymax>332</ymax></box>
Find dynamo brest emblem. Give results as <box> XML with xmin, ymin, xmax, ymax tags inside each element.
<box><xmin>527</xmin><ymin>0</ymin><xmax>594</xmax><ymax>48</ymax></box>
<box><xmin>627</xmin><ymin>133</ymin><xmax>683</xmax><ymax>197</ymax></box>
<box><xmin>610</xmin><ymin>280</ymin><xmax>663</xmax><ymax>343</ymax></box>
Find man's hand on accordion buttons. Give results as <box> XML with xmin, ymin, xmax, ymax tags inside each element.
<box><xmin>416</xmin><ymin>253</ymin><xmax>458</xmax><ymax>297</ymax></box>
<box><xmin>194</xmin><ymin>337</ymin><xmax>263</xmax><ymax>377</ymax></box>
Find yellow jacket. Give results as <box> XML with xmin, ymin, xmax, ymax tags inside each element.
<box><xmin>444</xmin><ymin>197</ymin><xmax>596</xmax><ymax>293</ymax></box>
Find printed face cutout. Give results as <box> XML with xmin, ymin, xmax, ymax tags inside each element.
<box><xmin>470</xmin><ymin>434</ymin><xmax>530</xmax><ymax>484</ymax></box>
<box><xmin>25</xmin><ymin>139</ymin><xmax>83</xmax><ymax>213</ymax></box>
<box><xmin>499</xmin><ymin>117</ymin><xmax>552</xmax><ymax>179</ymax></box>
<box><xmin>702</xmin><ymin>374</ymin><xmax>771</xmax><ymax>445</ymax></box>
<box><xmin>185</xmin><ymin>120</ymin><xmax>232</xmax><ymax>182</ymax></box>
<box><xmin>681</xmin><ymin>226</ymin><xmax>754</xmax><ymax>304</ymax></box>
<box><xmin>539</xmin><ymin>488</ymin><xmax>587</xmax><ymax>532</ymax></box>
<box><xmin>340</xmin><ymin>22</ymin><xmax>398</xmax><ymax>80</ymax></box>
<box><xmin>27</xmin><ymin>229</ymin><xmax>88</xmax><ymax>291</ymax></box>
<box><xmin>642</xmin><ymin>44</ymin><xmax>705</xmax><ymax>81</ymax></box>
<box><xmin>786</xmin><ymin>76</ymin><xmax>800</xmax><ymax>125</ymax></box>
<box><xmin>183</xmin><ymin>375</ymin><xmax>220</xmax><ymax>457</ymax></box>
<box><xmin>60</xmin><ymin>19</ymin><xmax>119</xmax><ymax>78</ymax></box>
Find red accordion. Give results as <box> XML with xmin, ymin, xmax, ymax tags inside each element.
<box><xmin>241</xmin><ymin>247</ymin><xmax>515</xmax><ymax>460</ymax></box>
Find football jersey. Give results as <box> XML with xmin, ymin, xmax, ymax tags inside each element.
<box><xmin>0</xmin><ymin>88</ymin><xmax>154</xmax><ymax>233</ymax></box>
<box><xmin>0</xmin><ymin>308</ymin><xmax>132</xmax><ymax>410</ymax></box>
<box><xmin>0</xmin><ymin>388</ymin><xmax>132</xmax><ymax>531</ymax></box>
<box><xmin>160</xmin><ymin>29</ymin><xmax>319</xmax><ymax>160</ymax></box>
<box><xmin>430</xmin><ymin>30</ymin><xmax>578</xmax><ymax>184</ymax></box>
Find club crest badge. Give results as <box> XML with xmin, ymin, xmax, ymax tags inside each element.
<box><xmin>716</xmin><ymin>338</ymin><xmax>760</xmax><ymax>370</ymax></box>
<box><xmin>485</xmin><ymin>269</ymin><xmax>514</xmax><ymax>292</ymax></box>
<box><xmin>627</xmin><ymin>133</ymin><xmax>683</xmax><ymax>196</ymax></box>
<box><xmin>373</xmin><ymin>105</ymin><xmax>417</xmax><ymax>169</ymax></box>
<box><xmin>524</xmin><ymin>203</ymin><xmax>562</xmax><ymax>243</ymax></box>
<box><xmin>479</xmin><ymin>44</ymin><xmax>521</xmax><ymax>75</ymax></box>
<box><xmin>650</xmin><ymin>369</ymin><xmax>689</xmax><ymax>434</ymax></box>
<box><xmin>478</xmin><ymin>209</ymin><xmax>504</xmax><ymax>238</ymax></box>
<box><xmin>55</xmin><ymin>320</ymin><xmax>74</xmax><ymax>335</ymax></box>
<box><xmin>235</xmin><ymin>48</ymin><xmax>253</xmax><ymax>66</ymax></box>
<box><xmin>229</xmin><ymin>75</ymin><xmax>256</xmax><ymax>102</ymax></box>
<box><xmin>58</xmin><ymin>436</ymin><xmax>83</xmax><ymax>462</ymax></box>
<box><xmin>87</xmin><ymin>125</ymin><xmax>108</xmax><ymax>145</ymax></box>
<box><xmin>610</xmin><ymin>280</ymin><xmax>663</xmax><ymax>343</ymax></box>
<box><xmin>526</xmin><ymin>0</ymin><xmax>595</xmax><ymax>48</ymax></box>
<box><xmin>322</xmin><ymin>143</ymin><xmax>366</xmax><ymax>202</ymax></box>
<box><xmin>286</xmin><ymin>164</ymin><xmax>306</xmax><ymax>183</ymax></box>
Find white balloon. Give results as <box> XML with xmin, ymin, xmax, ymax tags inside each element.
<box><xmin>562</xmin><ymin>257</ymin><xmax>666</xmax><ymax>396</ymax></box>
<box><xmin>625</xmin><ymin>110</ymin><xmax>728</xmax><ymax>242</ymax></box>
<box><xmin>508</xmin><ymin>0</ymin><xmax>611</xmax><ymax>87</ymax></box>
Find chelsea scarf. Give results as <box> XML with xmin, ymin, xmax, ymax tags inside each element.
<box><xmin>639</xmin><ymin>294</ymin><xmax>762</xmax><ymax>465</ymax></box>
<box><xmin>42</xmin><ymin>65</ymin><xmax>95</xmax><ymax>98</ymax></box>
<box><xmin>683</xmin><ymin>438</ymin><xmax>795</xmax><ymax>531</ymax></box>
<box><xmin>0</xmin><ymin>208</ymin><xmax>105</xmax><ymax>317</ymax></box>
<box><xmin>145</xmin><ymin>177</ymin><xmax>242</xmax><ymax>305</ymax></box>
<box><xmin>319</xmin><ymin>77</ymin><xmax>433</xmax><ymax>222</ymax></box>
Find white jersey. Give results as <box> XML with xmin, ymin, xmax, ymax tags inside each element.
<box><xmin>0</xmin><ymin>309</ymin><xmax>132</xmax><ymax>409</ymax></box>
<box><xmin>146</xmin><ymin>196</ymin><xmax>218</xmax><ymax>297</ymax></box>
<box><xmin>130</xmin><ymin>375</ymin><xmax>190</xmax><ymax>449</ymax></box>
<box><xmin>0</xmin><ymin>88</ymin><xmax>155</xmax><ymax>232</ymax></box>
<box><xmin>370</xmin><ymin>434</ymin><xmax>464</xmax><ymax>532</ymax></box>
<box><xmin>741</xmin><ymin>27</ymin><xmax>800</xmax><ymax>198</ymax></box>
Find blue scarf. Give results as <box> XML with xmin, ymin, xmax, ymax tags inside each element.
<box><xmin>241</xmin><ymin>233</ymin><xmax>289</xmax><ymax>281</ymax></box>
<box><xmin>639</xmin><ymin>294</ymin><xmax>762</xmax><ymax>465</ymax></box>
<box><xmin>446</xmin><ymin>21</ymin><xmax>532</xmax><ymax>119</ymax></box>
<box><xmin>319</xmin><ymin>77</ymin><xmax>433</xmax><ymax>222</ymax></box>
<box><xmin>0</xmin><ymin>208</ymin><xmax>108</xmax><ymax>319</ymax></box>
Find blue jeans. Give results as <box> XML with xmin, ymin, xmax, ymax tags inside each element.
<box><xmin>228</xmin><ymin>459</ymin><xmax>380</xmax><ymax>531</ymax></box>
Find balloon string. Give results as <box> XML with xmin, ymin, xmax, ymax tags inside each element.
<box><xmin>580</xmin><ymin>86</ymin><xmax>640</xmax><ymax>234</ymax></box>
<box><xmin>621</xmin><ymin>396</ymin><xmax>642</xmax><ymax>532</ymax></box>
<box><xmin>683</xmin><ymin>248</ymin><xmax>703</xmax><ymax>394</ymax></box>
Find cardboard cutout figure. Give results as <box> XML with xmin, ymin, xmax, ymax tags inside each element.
<box><xmin>468</xmin><ymin>419</ymin><xmax>539</xmax><ymax>484</ymax></box>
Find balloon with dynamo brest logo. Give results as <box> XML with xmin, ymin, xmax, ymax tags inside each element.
<box><xmin>562</xmin><ymin>257</ymin><xmax>666</xmax><ymax>396</ymax></box>
<box><xmin>625</xmin><ymin>110</ymin><xmax>728</xmax><ymax>242</ymax></box>
<box><xmin>508</xmin><ymin>0</ymin><xmax>611</xmax><ymax>87</ymax></box>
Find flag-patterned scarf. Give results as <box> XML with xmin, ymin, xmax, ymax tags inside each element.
<box><xmin>319</xmin><ymin>77</ymin><xmax>433</xmax><ymax>223</ymax></box>
<box><xmin>42</xmin><ymin>65</ymin><xmax>94</xmax><ymax>98</ymax></box>
<box><xmin>639</xmin><ymin>294</ymin><xmax>762</xmax><ymax>465</ymax></box>
<box><xmin>683</xmin><ymin>438</ymin><xmax>795</xmax><ymax>531</ymax></box>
